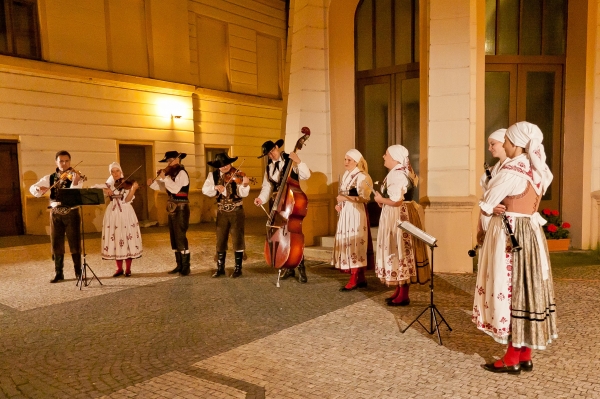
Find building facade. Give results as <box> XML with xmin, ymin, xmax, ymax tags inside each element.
<box><xmin>1</xmin><ymin>0</ymin><xmax>599</xmax><ymax>273</ymax></box>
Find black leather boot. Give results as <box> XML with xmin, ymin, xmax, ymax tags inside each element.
<box><xmin>50</xmin><ymin>254</ymin><xmax>65</xmax><ymax>283</ymax></box>
<box><xmin>180</xmin><ymin>252</ymin><xmax>191</xmax><ymax>276</ymax></box>
<box><xmin>212</xmin><ymin>252</ymin><xmax>226</xmax><ymax>278</ymax></box>
<box><xmin>72</xmin><ymin>253</ymin><xmax>82</xmax><ymax>279</ymax></box>
<box><xmin>297</xmin><ymin>259</ymin><xmax>307</xmax><ymax>283</ymax></box>
<box><xmin>231</xmin><ymin>251</ymin><xmax>243</xmax><ymax>278</ymax></box>
<box><xmin>168</xmin><ymin>252</ymin><xmax>182</xmax><ymax>274</ymax></box>
<box><xmin>280</xmin><ymin>268</ymin><xmax>295</xmax><ymax>279</ymax></box>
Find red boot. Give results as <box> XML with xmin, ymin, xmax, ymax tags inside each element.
<box><xmin>356</xmin><ymin>267</ymin><xmax>367</xmax><ymax>288</ymax></box>
<box><xmin>388</xmin><ymin>284</ymin><xmax>410</xmax><ymax>306</ymax></box>
<box><xmin>125</xmin><ymin>258</ymin><xmax>132</xmax><ymax>277</ymax></box>
<box><xmin>113</xmin><ymin>260</ymin><xmax>124</xmax><ymax>277</ymax></box>
<box><xmin>340</xmin><ymin>269</ymin><xmax>358</xmax><ymax>291</ymax></box>
<box><xmin>386</xmin><ymin>285</ymin><xmax>402</xmax><ymax>303</ymax></box>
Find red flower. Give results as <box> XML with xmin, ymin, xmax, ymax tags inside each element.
<box><xmin>562</xmin><ymin>222</ymin><xmax>571</xmax><ymax>229</ymax></box>
<box><xmin>551</xmin><ymin>210</ymin><xmax>559</xmax><ymax>216</ymax></box>
<box><xmin>547</xmin><ymin>224</ymin><xmax>558</xmax><ymax>233</ymax></box>
<box><xmin>542</xmin><ymin>208</ymin><xmax>551</xmax><ymax>216</ymax></box>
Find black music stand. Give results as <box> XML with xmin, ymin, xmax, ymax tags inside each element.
<box><xmin>59</xmin><ymin>188</ymin><xmax>104</xmax><ymax>290</ymax></box>
<box><xmin>397</xmin><ymin>221</ymin><xmax>452</xmax><ymax>345</ymax></box>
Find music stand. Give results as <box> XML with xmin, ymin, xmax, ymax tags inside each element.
<box><xmin>397</xmin><ymin>220</ymin><xmax>452</xmax><ymax>345</ymax></box>
<box><xmin>59</xmin><ymin>188</ymin><xmax>104</xmax><ymax>290</ymax></box>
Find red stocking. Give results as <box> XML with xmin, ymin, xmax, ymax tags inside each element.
<box><xmin>344</xmin><ymin>269</ymin><xmax>358</xmax><ymax>289</ymax></box>
<box><xmin>494</xmin><ymin>342</ymin><xmax>520</xmax><ymax>367</ymax></box>
<box><xmin>125</xmin><ymin>258</ymin><xmax>132</xmax><ymax>274</ymax></box>
<box><xmin>115</xmin><ymin>260</ymin><xmax>123</xmax><ymax>273</ymax></box>
<box><xmin>520</xmin><ymin>346</ymin><xmax>532</xmax><ymax>362</ymax></box>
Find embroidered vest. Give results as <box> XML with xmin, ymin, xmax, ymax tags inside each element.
<box><xmin>167</xmin><ymin>167</ymin><xmax>190</xmax><ymax>202</ymax></box>
<box><xmin>266</xmin><ymin>152</ymin><xmax>299</xmax><ymax>193</ymax></box>
<box><xmin>501</xmin><ymin>182</ymin><xmax>541</xmax><ymax>215</ymax></box>
<box><xmin>49</xmin><ymin>170</ymin><xmax>73</xmax><ymax>201</ymax></box>
<box><xmin>212</xmin><ymin>170</ymin><xmax>242</xmax><ymax>203</ymax></box>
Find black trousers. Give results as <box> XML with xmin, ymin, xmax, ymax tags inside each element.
<box><xmin>216</xmin><ymin>206</ymin><xmax>245</xmax><ymax>252</ymax></box>
<box><xmin>50</xmin><ymin>207</ymin><xmax>81</xmax><ymax>255</ymax></box>
<box><xmin>168</xmin><ymin>201</ymin><xmax>190</xmax><ymax>251</ymax></box>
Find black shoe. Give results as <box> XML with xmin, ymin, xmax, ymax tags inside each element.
<box><xmin>169</xmin><ymin>252</ymin><xmax>183</xmax><ymax>274</ymax></box>
<box><xmin>213</xmin><ymin>252</ymin><xmax>226</xmax><ymax>278</ymax></box>
<box><xmin>520</xmin><ymin>360</ymin><xmax>533</xmax><ymax>372</ymax></box>
<box><xmin>339</xmin><ymin>285</ymin><xmax>358</xmax><ymax>292</ymax></box>
<box><xmin>482</xmin><ymin>360</ymin><xmax>521</xmax><ymax>375</ymax></box>
<box><xmin>297</xmin><ymin>262</ymin><xmax>307</xmax><ymax>283</ymax></box>
<box><xmin>387</xmin><ymin>299</ymin><xmax>410</xmax><ymax>307</ymax></box>
<box><xmin>113</xmin><ymin>270</ymin><xmax>124</xmax><ymax>277</ymax></box>
<box><xmin>385</xmin><ymin>297</ymin><xmax>396</xmax><ymax>304</ymax></box>
<box><xmin>212</xmin><ymin>269</ymin><xmax>225</xmax><ymax>278</ymax></box>
<box><xmin>50</xmin><ymin>274</ymin><xmax>64</xmax><ymax>283</ymax></box>
<box><xmin>231</xmin><ymin>267</ymin><xmax>242</xmax><ymax>278</ymax></box>
<box><xmin>125</xmin><ymin>271</ymin><xmax>131</xmax><ymax>277</ymax></box>
<box><xmin>280</xmin><ymin>268</ymin><xmax>295</xmax><ymax>279</ymax></box>
<box><xmin>179</xmin><ymin>253</ymin><xmax>191</xmax><ymax>276</ymax></box>
<box><xmin>356</xmin><ymin>281</ymin><xmax>367</xmax><ymax>288</ymax></box>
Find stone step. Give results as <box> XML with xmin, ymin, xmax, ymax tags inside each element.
<box><xmin>303</xmin><ymin>246</ymin><xmax>332</xmax><ymax>261</ymax></box>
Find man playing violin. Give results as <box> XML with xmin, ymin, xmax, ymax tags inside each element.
<box><xmin>29</xmin><ymin>150</ymin><xmax>84</xmax><ymax>283</ymax></box>
<box><xmin>254</xmin><ymin>139</ymin><xmax>311</xmax><ymax>283</ymax></box>
<box><xmin>147</xmin><ymin>151</ymin><xmax>191</xmax><ymax>276</ymax></box>
<box><xmin>202</xmin><ymin>152</ymin><xmax>250</xmax><ymax>278</ymax></box>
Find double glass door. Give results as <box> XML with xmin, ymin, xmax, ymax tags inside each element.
<box><xmin>485</xmin><ymin>63</ymin><xmax>562</xmax><ymax>210</ymax></box>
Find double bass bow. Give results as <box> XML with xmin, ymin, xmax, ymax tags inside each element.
<box><xmin>264</xmin><ymin>127</ymin><xmax>311</xmax><ymax>275</ymax></box>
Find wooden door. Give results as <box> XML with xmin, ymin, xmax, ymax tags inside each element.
<box><xmin>0</xmin><ymin>142</ymin><xmax>24</xmax><ymax>236</ymax></box>
<box><xmin>118</xmin><ymin>145</ymin><xmax>148</xmax><ymax>221</ymax></box>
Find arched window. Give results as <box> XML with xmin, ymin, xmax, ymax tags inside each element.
<box><xmin>355</xmin><ymin>0</ymin><xmax>421</xmax><ymax>219</ymax></box>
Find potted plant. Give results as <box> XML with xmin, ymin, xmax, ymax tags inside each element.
<box><xmin>540</xmin><ymin>209</ymin><xmax>571</xmax><ymax>252</ymax></box>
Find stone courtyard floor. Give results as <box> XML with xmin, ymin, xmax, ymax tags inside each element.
<box><xmin>0</xmin><ymin>219</ymin><xmax>599</xmax><ymax>398</ymax></box>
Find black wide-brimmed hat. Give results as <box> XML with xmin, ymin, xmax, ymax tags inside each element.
<box><xmin>207</xmin><ymin>152</ymin><xmax>238</xmax><ymax>168</ymax></box>
<box><xmin>159</xmin><ymin>151</ymin><xmax>187</xmax><ymax>163</ymax></box>
<box><xmin>258</xmin><ymin>139</ymin><xmax>284</xmax><ymax>158</ymax></box>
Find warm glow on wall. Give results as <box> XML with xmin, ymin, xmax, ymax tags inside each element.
<box><xmin>156</xmin><ymin>98</ymin><xmax>187</xmax><ymax>119</ymax></box>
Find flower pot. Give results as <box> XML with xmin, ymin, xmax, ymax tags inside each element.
<box><xmin>546</xmin><ymin>238</ymin><xmax>570</xmax><ymax>252</ymax></box>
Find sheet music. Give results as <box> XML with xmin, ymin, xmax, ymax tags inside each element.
<box><xmin>397</xmin><ymin>220</ymin><xmax>437</xmax><ymax>246</ymax></box>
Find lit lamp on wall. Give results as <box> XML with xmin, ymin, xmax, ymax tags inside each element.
<box><xmin>157</xmin><ymin>98</ymin><xmax>185</xmax><ymax>120</ymax></box>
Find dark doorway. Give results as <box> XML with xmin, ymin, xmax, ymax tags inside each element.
<box><xmin>0</xmin><ymin>142</ymin><xmax>24</xmax><ymax>236</ymax></box>
<box><xmin>118</xmin><ymin>145</ymin><xmax>149</xmax><ymax>222</ymax></box>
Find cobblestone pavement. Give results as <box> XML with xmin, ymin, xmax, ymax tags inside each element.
<box><xmin>0</xmin><ymin>220</ymin><xmax>599</xmax><ymax>398</ymax></box>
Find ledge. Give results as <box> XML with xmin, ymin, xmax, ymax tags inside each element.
<box><xmin>420</xmin><ymin>195</ymin><xmax>478</xmax><ymax>210</ymax></box>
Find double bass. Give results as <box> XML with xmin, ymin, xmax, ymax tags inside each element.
<box><xmin>264</xmin><ymin>127</ymin><xmax>311</xmax><ymax>269</ymax></box>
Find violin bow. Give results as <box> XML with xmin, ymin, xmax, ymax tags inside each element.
<box><xmin>114</xmin><ymin>165</ymin><xmax>142</xmax><ymax>190</ymax></box>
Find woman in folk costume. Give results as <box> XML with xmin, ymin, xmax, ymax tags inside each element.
<box><xmin>473</xmin><ymin>121</ymin><xmax>557</xmax><ymax>374</ymax></box>
<box><xmin>101</xmin><ymin>162</ymin><xmax>143</xmax><ymax>277</ymax></box>
<box><xmin>477</xmin><ymin>129</ymin><xmax>508</xmax><ymax>242</ymax></box>
<box><xmin>374</xmin><ymin>145</ymin><xmax>430</xmax><ymax>306</ymax></box>
<box><xmin>332</xmin><ymin>149</ymin><xmax>374</xmax><ymax>291</ymax></box>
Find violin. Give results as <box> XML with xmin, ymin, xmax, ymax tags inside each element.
<box><xmin>114</xmin><ymin>178</ymin><xmax>138</xmax><ymax>190</ymax></box>
<box><xmin>156</xmin><ymin>163</ymin><xmax>183</xmax><ymax>179</ymax></box>
<box><xmin>223</xmin><ymin>168</ymin><xmax>257</xmax><ymax>186</ymax></box>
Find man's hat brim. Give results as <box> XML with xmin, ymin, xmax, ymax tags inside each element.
<box><xmin>207</xmin><ymin>155</ymin><xmax>238</xmax><ymax>168</ymax></box>
<box><xmin>159</xmin><ymin>152</ymin><xmax>187</xmax><ymax>162</ymax></box>
<box><xmin>258</xmin><ymin>139</ymin><xmax>284</xmax><ymax>158</ymax></box>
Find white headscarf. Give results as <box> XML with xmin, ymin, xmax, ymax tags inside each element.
<box><xmin>106</xmin><ymin>162</ymin><xmax>124</xmax><ymax>185</ymax></box>
<box><xmin>345</xmin><ymin>149</ymin><xmax>363</xmax><ymax>163</ymax></box>
<box><xmin>506</xmin><ymin>121</ymin><xmax>553</xmax><ymax>195</ymax></box>
<box><xmin>488</xmin><ymin>128</ymin><xmax>506</xmax><ymax>143</ymax></box>
<box><xmin>387</xmin><ymin>144</ymin><xmax>418</xmax><ymax>187</ymax></box>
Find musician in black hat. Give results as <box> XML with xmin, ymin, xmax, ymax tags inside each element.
<box><xmin>202</xmin><ymin>153</ymin><xmax>250</xmax><ymax>278</ymax></box>
<box><xmin>147</xmin><ymin>150</ymin><xmax>191</xmax><ymax>276</ymax></box>
<box><xmin>29</xmin><ymin>150</ymin><xmax>84</xmax><ymax>283</ymax></box>
<box><xmin>254</xmin><ymin>139</ymin><xmax>311</xmax><ymax>282</ymax></box>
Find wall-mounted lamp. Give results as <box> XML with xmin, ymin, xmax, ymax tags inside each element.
<box><xmin>172</xmin><ymin>114</ymin><xmax>182</xmax><ymax>119</ymax></box>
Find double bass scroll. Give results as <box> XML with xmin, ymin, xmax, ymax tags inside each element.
<box><xmin>264</xmin><ymin>127</ymin><xmax>311</xmax><ymax>269</ymax></box>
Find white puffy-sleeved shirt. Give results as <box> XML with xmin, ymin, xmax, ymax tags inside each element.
<box><xmin>479</xmin><ymin>160</ymin><xmax>506</xmax><ymax>193</ymax></box>
<box><xmin>340</xmin><ymin>167</ymin><xmax>372</xmax><ymax>200</ymax></box>
<box><xmin>29</xmin><ymin>172</ymin><xmax>84</xmax><ymax>207</ymax></box>
<box><xmin>149</xmin><ymin>169</ymin><xmax>189</xmax><ymax>194</ymax></box>
<box><xmin>202</xmin><ymin>171</ymin><xmax>250</xmax><ymax>198</ymax></box>
<box><xmin>257</xmin><ymin>155</ymin><xmax>311</xmax><ymax>204</ymax></box>
<box><xmin>479</xmin><ymin>154</ymin><xmax>529</xmax><ymax>215</ymax></box>
<box><xmin>382</xmin><ymin>167</ymin><xmax>409</xmax><ymax>202</ymax></box>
